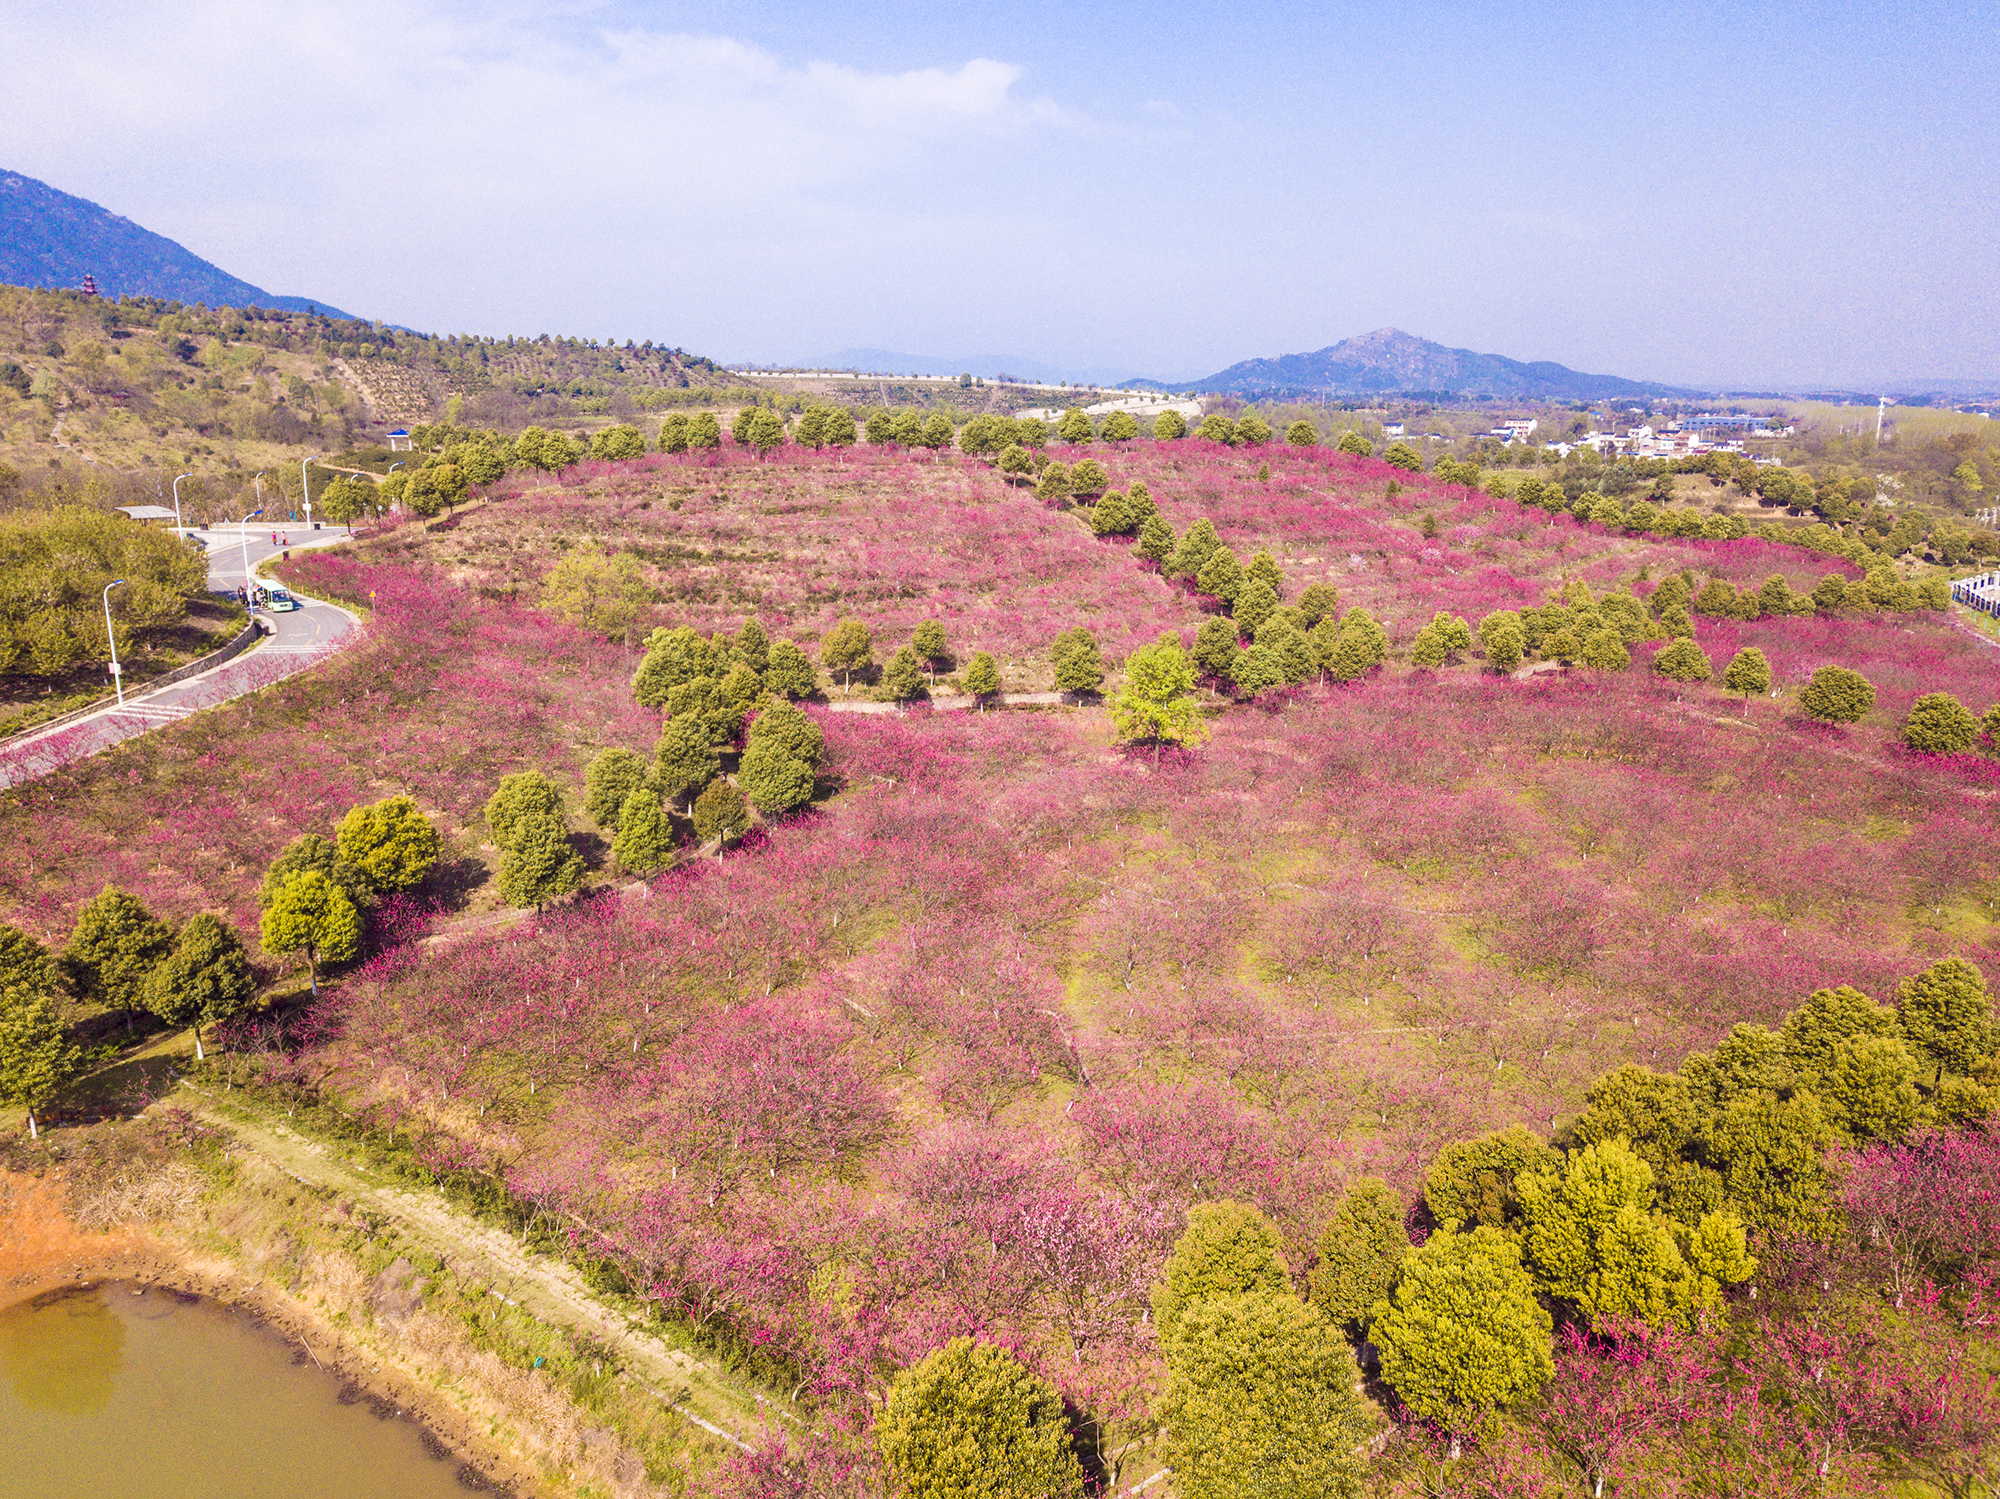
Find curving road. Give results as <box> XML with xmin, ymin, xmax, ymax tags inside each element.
<box><xmin>0</xmin><ymin>527</ymin><xmax>360</xmax><ymax>788</ymax></box>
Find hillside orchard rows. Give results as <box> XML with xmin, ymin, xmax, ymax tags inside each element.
<box><xmin>7</xmin><ymin>430</ymin><xmax>2000</xmax><ymax>1495</ymax></box>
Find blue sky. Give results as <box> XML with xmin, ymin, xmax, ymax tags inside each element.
<box><xmin>3</xmin><ymin>0</ymin><xmax>1995</xmax><ymax>386</ymax></box>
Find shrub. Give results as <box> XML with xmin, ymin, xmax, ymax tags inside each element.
<box><xmin>1800</xmin><ymin>665</ymin><xmax>1875</xmax><ymax>724</ymax></box>
<box><xmin>1307</xmin><ymin>1178</ymin><xmax>1408</xmax><ymax>1332</ymax></box>
<box><xmin>1425</xmin><ymin>1124</ymin><xmax>1560</xmax><ymax>1229</ymax></box>
<box><xmin>1369</xmin><ymin>1226</ymin><xmax>1554</xmax><ymax>1432</ymax></box>
<box><xmin>1652</xmin><ymin>637</ymin><xmax>1712</xmax><ymax>684</ymax></box>
<box><xmin>1158</xmin><ymin>1292</ymin><xmax>1367</xmax><ymax>1499</ymax></box>
<box><xmin>875</xmin><ymin>1338</ymin><xmax>1086</xmax><ymax>1499</ymax></box>
<box><xmin>1903</xmin><ymin>691</ymin><xmax>1979</xmax><ymax>754</ymax></box>
<box><xmin>1151</xmin><ymin>1200</ymin><xmax>1290</xmax><ymax>1354</ymax></box>
<box><xmin>334</xmin><ymin>795</ymin><xmax>441</xmax><ymax>894</ymax></box>
<box><xmin>495</xmin><ymin>809</ymin><xmax>584</xmax><ymax>909</ymax></box>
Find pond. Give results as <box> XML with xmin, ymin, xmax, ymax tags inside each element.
<box><xmin>0</xmin><ymin>1282</ymin><xmax>488</xmax><ymax>1499</ymax></box>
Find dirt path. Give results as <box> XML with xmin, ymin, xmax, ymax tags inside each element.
<box><xmin>175</xmin><ymin>1081</ymin><xmax>789</xmax><ymax>1452</ymax></box>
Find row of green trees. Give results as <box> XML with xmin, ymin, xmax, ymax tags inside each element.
<box><xmin>0</xmin><ymin>796</ymin><xmax>444</xmax><ymax>1134</ymax></box>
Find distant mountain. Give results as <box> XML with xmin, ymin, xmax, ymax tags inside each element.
<box><xmin>792</xmin><ymin>348</ymin><xmax>1156</xmax><ymax>389</ymax></box>
<box><xmin>0</xmin><ymin>168</ymin><xmax>358</xmax><ymax>319</ymax></box>
<box><xmin>1168</xmin><ymin>327</ymin><xmax>1689</xmax><ymax>401</ymax></box>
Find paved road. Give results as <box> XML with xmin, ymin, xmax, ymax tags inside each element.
<box><xmin>0</xmin><ymin>527</ymin><xmax>359</xmax><ymax>788</ymax></box>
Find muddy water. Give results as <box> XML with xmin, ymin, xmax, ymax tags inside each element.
<box><xmin>0</xmin><ymin>1283</ymin><xmax>483</xmax><ymax>1499</ymax></box>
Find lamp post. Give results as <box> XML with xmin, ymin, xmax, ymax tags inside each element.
<box><xmin>240</xmin><ymin>508</ymin><xmax>264</xmax><ymax>606</ymax></box>
<box><xmin>386</xmin><ymin>462</ymin><xmax>402</xmax><ymax>522</ymax></box>
<box><xmin>300</xmin><ymin>454</ymin><xmax>319</xmax><ymax>532</ymax></box>
<box><xmin>103</xmin><ymin>579</ymin><xmax>127</xmax><ymax>706</ymax></box>
<box><xmin>171</xmin><ymin>472</ymin><xmax>193</xmax><ymax>537</ymax></box>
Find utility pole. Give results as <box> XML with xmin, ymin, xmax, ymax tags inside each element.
<box><xmin>1876</xmin><ymin>397</ymin><xmax>1888</xmax><ymax>445</ymax></box>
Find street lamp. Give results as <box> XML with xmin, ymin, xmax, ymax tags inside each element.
<box><xmin>240</xmin><ymin>508</ymin><xmax>264</xmax><ymax>605</ymax></box>
<box><xmin>386</xmin><ymin>462</ymin><xmax>403</xmax><ymax>524</ymax></box>
<box><xmin>301</xmin><ymin>454</ymin><xmax>319</xmax><ymax>531</ymax></box>
<box><xmin>171</xmin><ymin>472</ymin><xmax>193</xmax><ymax>537</ymax></box>
<box><xmin>103</xmin><ymin>579</ymin><xmax>127</xmax><ymax>706</ymax></box>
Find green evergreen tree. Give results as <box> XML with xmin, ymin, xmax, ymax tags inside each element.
<box><xmin>1244</xmin><ymin>549</ymin><xmax>1283</xmax><ymax>595</ymax></box>
<box><xmin>1691</xmin><ymin>1091</ymin><xmax>1834</xmax><ymax>1237</ymax></box>
<box><xmin>1050</xmin><ymin>627</ymin><xmax>1106</xmax><ymax>694</ymax></box>
<box><xmin>1255</xmin><ymin>616</ymin><xmax>1318</xmax><ymax>684</ymax></box>
<box><xmin>997</xmin><ymin>444</ymin><xmax>1033</xmax><ymax>482</ymax></box>
<box><xmin>1817</xmin><ymin>1034</ymin><xmax>1926</xmax><ymax>1142</ymax></box>
<box><xmin>962</xmin><ymin>651</ymin><xmax>1001</xmax><ymax>699</ymax></box>
<box><xmin>1111</xmin><ymin>637</ymin><xmax>1208</xmax><ymax>752</ymax></box>
<box><xmin>920</xmin><ymin>412</ymin><xmax>955</xmax><ymax>449</ymax></box>
<box><xmin>1123</xmin><ymin>481</ymin><xmax>1158</xmax><ymax>523</ymax></box>
<box><xmin>739</xmin><ymin>701</ymin><xmax>822</xmax><ymax>816</ymax></box>
<box><xmin>1235</xmin><ymin>413</ymin><xmax>1273</xmax><ymax>446</ymax></box>
<box><xmin>718</xmin><ymin>662</ymin><xmax>764</xmax><ymax>716</ymax></box>
<box><xmin>1230</xmin><ymin>643</ymin><xmax>1287</xmax><ymax>698</ymax></box>
<box><xmin>1197</xmin><ymin>414</ymin><xmax>1240</xmax><ymax>445</ymax></box>
<box><xmin>1295</xmin><ymin>581</ymin><xmax>1341</xmax><ymax>628</ymax></box>
<box><xmin>762</xmin><ymin>640</ymin><xmax>819</xmax><ymax>700</ymax></box>
<box><xmin>1070</xmin><ymin>458</ymin><xmax>1109</xmax><ymax>497</ymax></box>
<box><xmin>1721</xmin><ymin>645</ymin><xmax>1772</xmax><ymax>707</ymax></box>
<box><xmin>1800</xmin><ymin>665</ymin><xmax>1875</xmax><ymax>723</ymax></box>
<box><xmin>1580</xmin><ymin>627</ymin><xmax>1631</xmax><ymax>671</ymax></box>
<box><xmin>688</xmin><ymin>411</ymin><xmax>722</xmax><ymax>450</ymax></box>
<box><xmin>1102</xmin><ymin>410</ymin><xmax>1140</xmax><ymax>442</ymax></box>
<box><xmin>1516</xmin><ymin>1139</ymin><xmax>1752</xmax><ymax>1330</ymax></box>
<box><xmin>1572</xmin><ymin>1065</ymin><xmax>1698</xmax><ymax>1176</ymax></box>
<box><xmin>1152</xmin><ymin>1200</ymin><xmax>1291</xmax><ymax>1355</ymax></box>
<box><xmin>1134</xmin><ymin>515</ymin><xmax>1176</xmax><ymax>565</ymax></box>
<box><xmin>1897</xmin><ymin>956</ymin><xmax>1996</xmax><ymax>1084</ymax></box>
<box><xmin>1057</xmin><ymin>407</ymin><xmax>1094</xmax><ymax>443</ymax></box>
<box><xmin>1903</xmin><ymin>691</ymin><xmax>1980</xmax><ymax>754</ymax></box>
<box><xmin>866</xmin><ymin>409</ymin><xmax>896</xmax><ymax>445</ymax></box>
<box><xmin>632</xmin><ymin>625</ymin><xmax>720</xmax><ymax>708</ymax></box>
<box><xmin>584</xmin><ymin>747</ymin><xmax>652</xmax><ymax>830</ymax></box>
<box><xmin>259</xmin><ymin>870</ymin><xmax>362</xmax><ymax>994</ymax></box>
<box><xmin>1233</xmin><ymin>578</ymin><xmax>1279</xmax><ymax>634</ymax></box>
<box><xmin>893</xmin><ymin>410</ymin><xmax>925</xmax><ymax>445</ymax></box>
<box><xmin>1780</xmin><ymin>985</ymin><xmax>1899</xmax><ymax>1079</ymax></box>
<box><xmin>732</xmin><ymin>618</ymin><xmax>771</xmax><ymax>673</ymax></box>
<box><xmin>656</xmin><ymin>412</ymin><xmax>692</xmax><ymax>453</ymax></box>
<box><xmin>62</xmin><ymin>886</ymin><xmax>173</xmax><ymax>1021</ymax></box>
<box><xmin>259</xmin><ymin>833</ymin><xmax>368</xmax><ymax>910</ymax></box>
<box><xmin>821</xmin><ymin>617</ymin><xmax>874</xmax><ymax>693</ymax></box>
<box><xmin>1196</xmin><ymin>546</ymin><xmax>1245</xmax><ymax>604</ymax></box>
<box><xmin>1286</xmin><ymin>420</ymin><xmax>1319</xmax><ymax>447</ymax></box>
<box><xmin>1158</xmin><ymin>1292</ymin><xmax>1367</xmax><ymax>1499</ymax></box>
<box><xmin>0</xmin><ymin>924</ymin><xmax>58</xmax><ymax>999</ymax></box>
<box><xmin>691</xmin><ymin>778</ymin><xmax>750</xmax><ymax>847</ymax></box>
<box><xmin>610</xmin><ymin>786</ymin><xmax>676</xmax><ymax>876</ymax></box>
<box><xmin>1425</xmin><ymin>1125</ymin><xmax>1560</xmax><ymax>1230</ymax></box>
<box><xmin>1411</xmin><ymin>611</ymin><xmax>1472</xmax><ymax>667</ymax></box>
<box><xmin>1035</xmin><ymin>462</ymin><xmax>1073</xmax><ymax>506</ymax></box>
<box><xmin>485</xmin><ymin>771</ymin><xmax>564</xmax><ymax>852</ymax></box>
<box><xmin>1089</xmin><ymin>491</ymin><xmax>1134</xmax><ymax>537</ymax></box>
<box><xmin>1652</xmin><ymin>637</ymin><xmax>1712</xmax><ymax>685</ymax></box>
<box><xmin>335</xmin><ymin>795</ymin><xmax>441</xmax><ymax>894</ymax></box>
<box><xmin>1307</xmin><ymin>1178</ymin><xmax>1408</xmax><ymax>1333</ymax></box>
<box><xmin>653</xmin><ymin>714</ymin><xmax>721</xmax><ymax>812</ymax></box>
<box><xmin>139</xmin><ymin>913</ymin><xmax>256</xmax><ymax>1061</ymax></box>
<box><xmin>1335</xmin><ymin>431</ymin><xmax>1372</xmax><ymax>457</ymax></box>
<box><xmin>1322</xmin><ymin>608</ymin><xmax>1388</xmax><ymax>682</ymax></box>
<box><xmin>1152</xmin><ymin>408</ymin><xmax>1188</xmax><ymax>440</ymax></box>
<box><xmin>495</xmin><ymin>809</ymin><xmax>584</xmax><ymax>910</ymax></box>
<box><xmin>875</xmin><ymin>1337</ymin><xmax>1086</xmax><ymax>1499</ymax></box>
<box><xmin>910</xmin><ymin>619</ymin><xmax>949</xmax><ymax>683</ymax></box>
<box><xmin>0</xmin><ymin>986</ymin><xmax>80</xmax><ymax>1139</ymax></box>
<box><xmin>883</xmin><ymin>644</ymin><xmax>926</xmax><ymax>701</ymax></box>
<box><xmin>1369</xmin><ymin>1227</ymin><xmax>1554</xmax><ymax>1435</ymax></box>
<box><xmin>1192</xmin><ymin>616</ymin><xmax>1240</xmax><ymax>680</ymax></box>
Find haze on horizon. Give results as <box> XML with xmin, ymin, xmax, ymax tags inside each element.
<box><xmin>3</xmin><ymin>0</ymin><xmax>1994</xmax><ymax>391</ymax></box>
